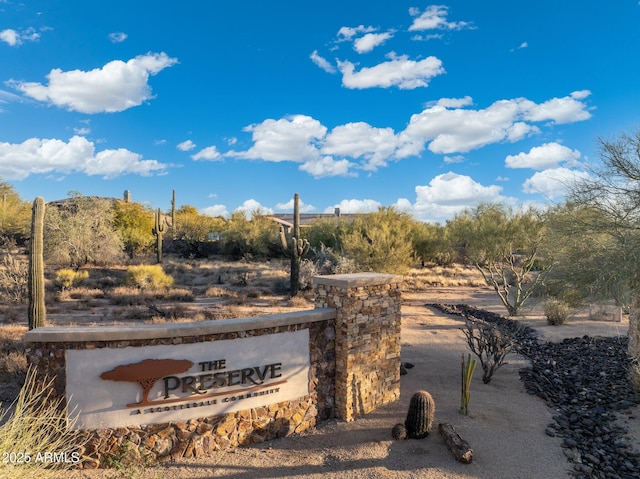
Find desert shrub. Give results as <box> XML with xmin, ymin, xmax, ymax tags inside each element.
<box><xmin>298</xmin><ymin>259</ymin><xmax>317</xmax><ymax>291</ymax></box>
<box><xmin>0</xmin><ymin>368</ymin><xmax>85</xmax><ymax>478</ymax></box>
<box><xmin>462</xmin><ymin>318</ymin><xmax>514</xmax><ymax>384</ymax></box>
<box><xmin>311</xmin><ymin>244</ymin><xmax>359</xmax><ymax>275</ymax></box>
<box><xmin>54</xmin><ymin>268</ymin><xmax>89</xmax><ymax>290</ymax></box>
<box><xmin>0</xmin><ymin>252</ymin><xmax>27</xmax><ymax>303</ymax></box>
<box><xmin>544</xmin><ymin>298</ymin><xmax>570</xmax><ymax>325</ymax></box>
<box><xmin>123</xmin><ymin>264</ymin><xmax>173</xmax><ymax>289</ymax></box>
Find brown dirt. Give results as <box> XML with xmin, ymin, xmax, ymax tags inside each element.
<box><xmin>63</xmin><ymin>286</ymin><xmax>639</xmax><ymax>479</ymax></box>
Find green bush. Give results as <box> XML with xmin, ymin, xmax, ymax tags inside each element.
<box><xmin>123</xmin><ymin>264</ymin><xmax>173</xmax><ymax>289</ymax></box>
<box><xmin>543</xmin><ymin>298</ymin><xmax>570</xmax><ymax>325</ymax></box>
<box><xmin>54</xmin><ymin>269</ymin><xmax>89</xmax><ymax>290</ymax></box>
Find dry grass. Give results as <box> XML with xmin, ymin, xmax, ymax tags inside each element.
<box><xmin>0</xmin><ymin>325</ymin><xmax>27</xmax><ymax>404</ymax></box>
<box><xmin>0</xmin><ymin>368</ymin><xmax>85</xmax><ymax>479</ymax></box>
<box><xmin>403</xmin><ymin>264</ymin><xmax>485</xmax><ymax>291</ymax></box>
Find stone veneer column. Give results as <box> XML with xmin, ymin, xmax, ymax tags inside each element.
<box><xmin>313</xmin><ymin>273</ymin><xmax>402</xmax><ymax>421</ymax></box>
<box><xmin>630</xmin><ymin>296</ymin><xmax>640</xmax><ymax>391</ymax></box>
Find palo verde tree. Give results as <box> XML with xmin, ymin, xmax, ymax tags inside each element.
<box><xmin>43</xmin><ymin>193</ymin><xmax>124</xmax><ymax>268</ymax></box>
<box><xmin>112</xmin><ymin>200</ymin><xmax>155</xmax><ymax>258</ymax></box>
<box><xmin>558</xmin><ymin>131</ymin><xmax>640</xmax><ymax>387</ymax></box>
<box><xmin>448</xmin><ymin>203</ymin><xmax>551</xmax><ymax>316</ymax></box>
<box><xmin>341</xmin><ymin>206</ymin><xmax>415</xmax><ymax>274</ymax></box>
<box><xmin>0</xmin><ymin>179</ymin><xmax>31</xmax><ymax>239</ymax></box>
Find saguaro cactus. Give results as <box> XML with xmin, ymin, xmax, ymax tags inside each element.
<box><xmin>170</xmin><ymin>189</ymin><xmax>176</xmax><ymax>236</ymax></box>
<box><xmin>279</xmin><ymin>193</ymin><xmax>310</xmax><ymax>297</ymax></box>
<box><xmin>405</xmin><ymin>390</ymin><xmax>435</xmax><ymax>439</ymax></box>
<box><xmin>28</xmin><ymin>196</ymin><xmax>46</xmax><ymax>329</ymax></box>
<box><xmin>152</xmin><ymin>208</ymin><xmax>166</xmax><ymax>264</ymax></box>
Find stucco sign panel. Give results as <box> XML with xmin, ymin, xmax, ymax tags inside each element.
<box><xmin>66</xmin><ymin>330</ymin><xmax>310</xmax><ymax>430</ymax></box>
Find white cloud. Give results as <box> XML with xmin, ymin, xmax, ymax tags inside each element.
<box><xmin>443</xmin><ymin>155</ymin><xmax>464</xmax><ymax>164</ymax></box>
<box><xmin>338</xmin><ymin>53</ymin><xmax>444</xmax><ymax>90</ymax></box>
<box><xmin>408</xmin><ymin>6</ymin><xmax>472</xmax><ymax>31</ymax></box>
<box><xmin>200</xmin><ymin>205</ymin><xmax>229</xmax><ymax>217</ymax></box>
<box><xmin>324</xmin><ymin>199</ymin><xmax>382</xmax><ymax>214</ymax></box>
<box><xmin>520</xmin><ymin>90</ymin><xmax>593</xmax><ymax>124</ymax></box>
<box><xmin>215</xmin><ymin>92</ymin><xmax>591</xmax><ymax>179</ymax></box>
<box><xmin>108</xmin><ymin>32</ymin><xmax>127</xmax><ymax>43</ymax></box>
<box><xmin>177</xmin><ymin>140</ymin><xmax>196</xmax><ymax>151</ymax></box>
<box><xmin>0</xmin><ymin>27</ymin><xmax>40</xmax><ymax>46</ymax></box>
<box><xmin>73</xmin><ymin>127</ymin><xmax>91</xmax><ymax>135</ymax></box>
<box><xmin>0</xmin><ymin>135</ymin><xmax>167</xmax><ymax>180</ymax></box>
<box><xmin>275</xmin><ymin>198</ymin><xmax>314</xmax><ymax>212</ymax></box>
<box><xmin>9</xmin><ymin>52</ymin><xmax>178</xmax><ymax>113</ymax></box>
<box><xmin>353</xmin><ymin>31</ymin><xmax>394</xmax><ymax>53</ymax></box>
<box><xmin>400</xmin><ymin>92</ymin><xmax>590</xmax><ymax>155</ymax></box>
<box><xmin>228</xmin><ymin>115</ymin><xmax>327</xmax><ymax>162</ymax></box>
<box><xmin>310</xmin><ymin>50</ymin><xmax>336</xmax><ymax>73</ymax></box>
<box><xmin>299</xmin><ymin>156</ymin><xmax>354</xmax><ymax>178</ymax></box>
<box><xmin>234</xmin><ymin>199</ymin><xmax>273</xmax><ymax>217</ymax></box>
<box><xmin>322</xmin><ymin>122</ymin><xmax>399</xmax><ymax>170</ymax></box>
<box><xmin>337</xmin><ymin>25</ymin><xmax>376</xmax><ymax>41</ymax></box>
<box><xmin>191</xmin><ymin>146</ymin><xmax>221</xmax><ymax>161</ymax></box>
<box><xmin>522</xmin><ymin>167</ymin><xmax>591</xmax><ymax>199</ymax></box>
<box><xmin>412</xmin><ymin>172</ymin><xmax>508</xmax><ymax>221</ymax></box>
<box><xmin>505</xmin><ymin>142</ymin><xmax>581</xmax><ymax>170</ymax></box>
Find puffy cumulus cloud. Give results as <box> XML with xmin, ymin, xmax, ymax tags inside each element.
<box><xmin>408</xmin><ymin>6</ymin><xmax>473</xmax><ymax>31</ymax></box>
<box><xmin>310</xmin><ymin>50</ymin><xmax>336</xmax><ymax>73</ymax></box>
<box><xmin>412</xmin><ymin>172</ymin><xmax>507</xmax><ymax>221</ymax></box>
<box><xmin>521</xmin><ymin>90</ymin><xmax>593</xmax><ymax>124</ymax></box>
<box><xmin>191</xmin><ymin>146</ymin><xmax>221</xmax><ymax>161</ymax></box>
<box><xmin>200</xmin><ymin>204</ymin><xmax>229</xmax><ymax>218</ymax></box>
<box><xmin>400</xmin><ymin>92</ymin><xmax>590</xmax><ymax>155</ymax></box>
<box><xmin>299</xmin><ymin>156</ymin><xmax>354</xmax><ymax>178</ymax></box>
<box><xmin>522</xmin><ymin>167</ymin><xmax>591</xmax><ymax>199</ymax></box>
<box><xmin>0</xmin><ymin>135</ymin><xmax>167</xmax><ymax>180</ymax></box>
<box><xmin>9</xmin><ymin>52</ymin><xmax>178</xmax><ymax>113</ymax></box>
<box><xmin>275</xmin><ymin>198</ymin><xmax>314</xmax><ymax>213</ymax></box>
<box><xmin>234</xmin><ymin>199</ymin><xmax>273</xmax><ymax>217</ymax></box>
<box><xmin>177</xmin><ymin>140</ymin><xmax>196</xmax><ymax>151</ymax></box>
<box><xmin>229</xmin><ymin>115</ymin><xmax>327</xmax><ymax>162</ymax></box>
<box><xmin>322</xmin><ymin>122</ymin><xmax>400</xmax><ymax>170</ymax></box>
<box><xmin>0</xmin><ymin>27</ymin><xmax>40</xmax><ymax>46</ymax></box>
<box><xmin>324</xmin><ymin>198</ymin><xmax>382</xmax><ymax>214</ymax></box>
<box><xmin>338</xmin><ymin>54</ymin><xmax>444</xmax><ymax>90</ymax></box>
<box><xmin>505</xmin><ymin>142</ymin><xmax>581</xmax><ymax>170</ymax></box>
<box><xmin>108</xmin><ymin>32</ymin><xmax>127</xmax><ymax>43</ymax></box>
<box><xmin>353</xmin><ymin>31</ymin><xmax>394</xmax><ymax>53</ymax></box>
<box><xmin>217</xmin><ymin>91</ymin><xmax>591</xmax><ymax>179</ymax></box>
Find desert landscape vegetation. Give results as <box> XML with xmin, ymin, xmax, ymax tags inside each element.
<box><xmin>0</xmin><ymin>135</ymin><xmax>640</xmax><ymax>478</ymax></box>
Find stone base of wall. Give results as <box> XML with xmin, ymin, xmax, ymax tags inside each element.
<box><xmin>78</xmin><ymin>397</ymin><xmax>317</xmax><ymax>469</ymax></box>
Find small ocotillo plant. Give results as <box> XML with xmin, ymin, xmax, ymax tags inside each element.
<box><xmin>460</xmin><ymin>353</ymin><xmax>477</xmax><ymax>415</ymax></box>
<box><xmin>28</xmin><ymin>196</ymin><xmax>46</xmax><ymax>330</ymax></box>
<box><xmin>152</xmin><ymin>208</ymin><xmax>167</xmax><ymax>264</ymax></box>
<box><xmin>404</xmin><ymin>390</ymin><xmax>435</xmax><ymax>439</ymax></box>
<box><xmin>279</xmin><ymin>193</ymin><xmax>310</xmax><ymax>297</ymax></box>
<box><xmin>462</xmin><ymin>318</ymin><xmax>514</xmax><ymax>384</ymax></box>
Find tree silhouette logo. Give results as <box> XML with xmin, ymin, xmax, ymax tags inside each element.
<box><xmin>100</xmin><ymin>358</ymin><xmax>193</xmax><ymax>407</ymax></box>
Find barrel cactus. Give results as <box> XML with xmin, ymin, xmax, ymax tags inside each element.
<box><xmin>391</xmin><ymin>423</ymin><xmax>407</xmax><ymax>440</ymax></box>
<box><xmin>405</xmin><ymin>390</ymin><xmax>435</xmax><ymax>439</ymax></box>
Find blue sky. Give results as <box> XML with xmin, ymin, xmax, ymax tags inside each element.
<box><xmin>1</xmin><ymin>1</ymin><xmax>639</xmax><ymax>223</ymax></box>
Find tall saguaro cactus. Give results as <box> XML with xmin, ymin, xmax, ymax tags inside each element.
<box><xmin>28</xmin><ymin>196</ymin><xmax>46</xmax><ymax>329</ymax></box>
<box><xmin>170</xmin><ymin>189</ymin><xmax>176</xmax><ymax>236</ymax></box>
<box><xmin>152</xmin><ymin>208</ymin><xmax>166</xmax><ymax>264</ymax></box>
<box><xmin>279</xmin><ymin>193</ymin><xmax>310</xmax><ymax>297</ymax></box>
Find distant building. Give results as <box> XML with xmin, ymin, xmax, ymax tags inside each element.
<box><xmin>268</xmin><ymin>207</ymin><xmax>360</xmax><ymax>233</ymax></box>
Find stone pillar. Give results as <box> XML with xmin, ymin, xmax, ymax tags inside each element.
<box><xmin>630</xmin><ymin>296</ymin><xmax>640</xmax><ymax>391</ymax></box>
<box><xmin>313</xmin><ymin>273</ymin><xmax>402</xmax><ymax>421</ymax></box>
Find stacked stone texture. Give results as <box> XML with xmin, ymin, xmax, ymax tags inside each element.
<box><xmin>26</xmin><ymin>320</ymin><xmax>336</xmax><ymax>468</ymax></box>
<box><xmin>314</xmin><ymin>273</ymin><xmax>402</xmax><ymax>421</ymax></box>
<box><xmin>25</xmin><ymin>273</ymin><xmax>402</xmax><ymax>468</ymax></box>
